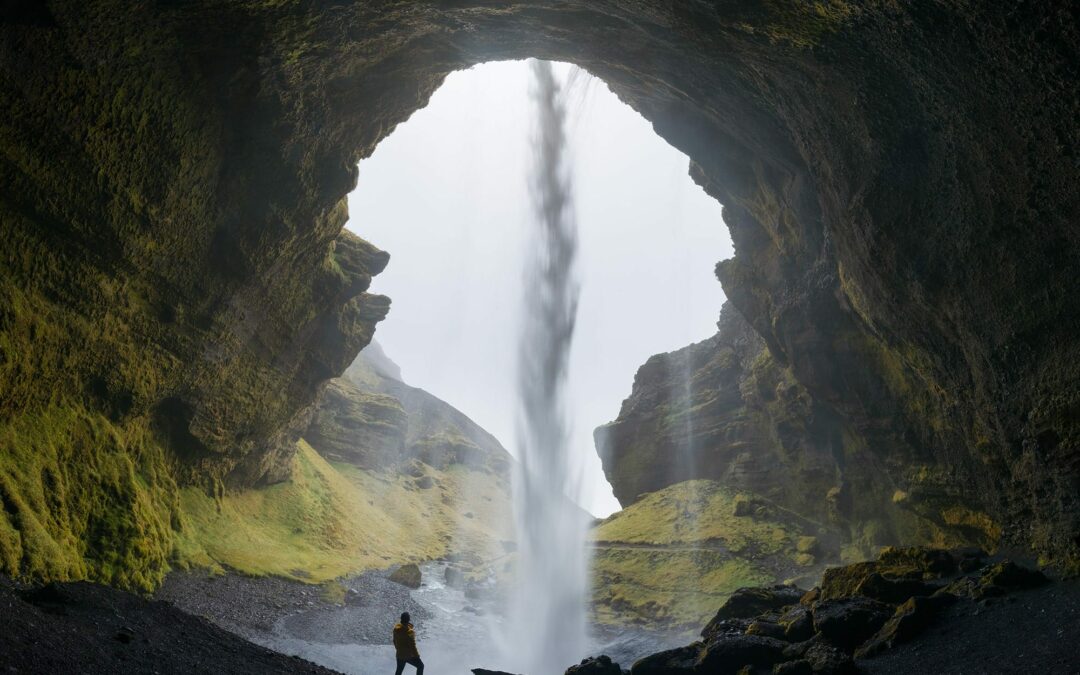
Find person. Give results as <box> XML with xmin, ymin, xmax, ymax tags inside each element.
<box><xmin>392</xmin><ymin>611</ymin><xmax>424</xmax><ymax>674</ymax></box>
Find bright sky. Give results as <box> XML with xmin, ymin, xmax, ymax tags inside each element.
<box><xmin>345</xmin><ymin>60</ymin><xmax>732</xmax><ymax>517</ymax></box>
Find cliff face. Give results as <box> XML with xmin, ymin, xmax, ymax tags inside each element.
<box><xmin>306</xmin><ymin>344</ymin><xmax>511</xmax><ymax>478</ymax></box>
<box><xmin>596</xmin><ymin>305</ymin><xmax>840</xmax><ymax>523</ymax></box>
<box><xmin>0</xmin><ymin>0</ymin><xmax>1077</xmax><ymax>586</ymax></box>
<box><xmin>597</xmin><ymin>303</ymin><xmax>993</xmax><ymax>561</ymax></box>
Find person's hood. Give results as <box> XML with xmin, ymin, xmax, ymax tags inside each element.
<box><xmin>394</xmin><ymin>623</ymin><xmax>410</xmax><ymax>631</ymax></box>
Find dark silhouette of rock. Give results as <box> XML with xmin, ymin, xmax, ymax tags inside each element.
<box><xmin>629</xmin><ymin>643</ymin><xmax>701</xmax><ymax>674</ymax></box>
<box><xmin>566</xmin><ymin>655</ymin><xmax>623</xmax><ymax>675</ymax></box>
<box><xmin>698</xmin><ymin>634</ymin><xmax>788</xmax><ymax>671</ymax></box>
<box><xmin>704</xmin><ymin>585</ymin><xmax>807</xmax><ymax>636</ymax></box>
<box><xmin>812</xmin><ymin>597</ymin><xmax>893</xmax><ymax>651</ymax></box>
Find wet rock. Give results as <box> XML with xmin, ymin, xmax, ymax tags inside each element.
<box><xmin>444</xmin><ymin>565</ymin><xmax>465</xmax><ymax>588</ymax></box>
<box><xmin>811</xmin><ymin>597</ymin><xmax>893</xmax><ymax>651</ymax></box>
<box><xmin>704</xmin><ymin>586</ymin><xmax>806</xmax><ymax>637</ymax></box>
<box><xmin>777</xmin><ymin>606</ymin><xmax>815</xmax><ymax>643</ymax></box>
<box><xmin>802</xmin><ymin>642</ymin><xmax>856</xmax><ymax>674</ymax></box>
<box><xmin>388</xmin><ymin>564</ymin><xmax>421</xmax><ymax>589</ymax></box>
<box><xmin>566</xmin><ymin>655</ymin><xmax>623</xmax><ymax>675</ymax></box>
<box><xmin>699</xmin><ymin>635</ymin><xmax>788</xmax><ymax>672</ymax></box>
<box><xmin>746</xmin><ymin>619</ymin><xmax>788</xmax><ymax>641</ymax></box>
<box><xmin>773</xmin><ymin>660</ymin><xmax>813</xmax><ymax>675</ymax></box>
<box><xmin>854</xmin><ymin>595</ymin><xmax>949</xmax><ymax>659</ymax></box>
<box><xmin>819</xmin><ymin>548</ymin><xmax>961</xmax><ymax>601</ymax></box>
<box><xmin>980</xmin><ymin>561</ymin><xmax>1047</xmax><ymax>590</ymax></box>
<box><xmin>876</xmin><ymin>547</ymin><xmax>957</xmax><ymax>577</ymax></box>
<box><xmin>855</xmin><ymin>572</ymin><xmax>937</xmax><ymax>604</ymax></box>
<box><xmin>629</xmin><ymin>643</ymin><xmax>702</xmax><ymax>674</ymax></box>
<box><xmin>819</xmin><ymin>563</ymin><xmax>880</xmax><ymax>601</ymax></box>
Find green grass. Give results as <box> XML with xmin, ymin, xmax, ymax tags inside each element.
<box><xmin>590</xmin><ymin>480</ymin><xmax>818</xmax><ymax>629</ymax></box>
<box><xmin>593</xmin><ymin>479</ymin><xmax>793</xmax><ymax>555</ymax></box>
<box><xmin>592</xmin><ymin>547</ymin><xmax>773</xmax><ymax>629</ymax></box>
<box><xmin>173</xmin><ymin>440</ymin><xmax>512</xmax><ymax>582</ymax></box>
<box><xmin>0</xmin><ymin>405</ymin><xmax>179</xmax><ymax>592</ymax></box>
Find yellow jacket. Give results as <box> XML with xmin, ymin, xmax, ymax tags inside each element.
<box><xmin>393</xmin><ymin>622</ymin><xmax>420</xmax><ymax>660</ymax></box>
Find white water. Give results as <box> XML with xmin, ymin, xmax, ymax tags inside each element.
<box><xmin>501</xmin><ymin>60</ymin><xmax>591</xmax><ymax>672</ymax></box>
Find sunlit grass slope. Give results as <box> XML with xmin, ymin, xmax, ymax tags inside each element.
<box><xmin>590</xmin><ymin>479</ymin><xmax>824</xmax><ymax>630</ymax></box>
<box><xmin>174</xmin><ymin>440</ymin><xmax>511</xmax><ymax>582</ymax></box>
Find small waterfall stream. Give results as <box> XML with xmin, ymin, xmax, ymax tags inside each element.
<box><xmin>503</xmin><ymin>59</ymin><xmax>589</xmax><ymax>672</ymax></box>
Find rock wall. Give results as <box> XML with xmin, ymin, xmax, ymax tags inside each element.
<box><xmin>596</xmin><ymin>303</ymin><xmax>995</xmax><ymax>561</ymax></box>
<box><xmin>0</xmin><ymin>0</ymin><xmax>1077</xmax><ymax>585</ymax></box>
<box><xmin>306</xmin><ymin>344</ymin><xmax>511</xmax><ymax>477</ymax></box>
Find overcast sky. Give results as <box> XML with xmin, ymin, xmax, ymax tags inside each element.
<box><xmin>345</xmin><ymin>61</ymin><xmax>733</xmax><ymax>516</ymax></box>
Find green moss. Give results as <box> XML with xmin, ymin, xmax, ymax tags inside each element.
<box><xmin>0</xmin><ymin>405</ymin><xmax>179</xmax><ymax>592</ymax></box>
<box><xmin>593</xmin><ymin>480</ymin><xmax>794</xmax><ymax>556</ymax></box>
<box><xmin>173</xmin><ymin>440</ymin><xmax>511</xmax><ymax>583</ymax></box>
<box><xmin>591</xmin><ymin>548</ymin><xmax>773</xmax><ymax>630</ymax></box>
<box><xmin>590</xmin><ymin>480</ymin><xmax>828</xmax><ymax>629</ymax></box>
<box><xmin>753</xmin><ymin>0</ymin><xmax>870</xmax><ymax>48</ymax></box>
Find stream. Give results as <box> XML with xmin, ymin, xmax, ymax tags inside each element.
<box><xmin>245</xmin><ymin>562</ymin><xmax>684</xmax><ymax>674</ymax></box>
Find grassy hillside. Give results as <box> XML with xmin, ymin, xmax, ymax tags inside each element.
<box><xmin>590</xmin><ymin>480</ymin><xmax>835</xmax><ymax>630</ymax></box>
<box><xmin>174</xmin><ymin>440</ymin><xmax>512</xmax><ymax>583</ymax></box>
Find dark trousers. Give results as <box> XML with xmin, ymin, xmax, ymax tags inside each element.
<box><xmin>395</xmin><ymin>657</ymin><xmax>424</xmax><ymax>675</ymax></box>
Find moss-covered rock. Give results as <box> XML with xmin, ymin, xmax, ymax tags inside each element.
<box><xmin>591</xmin><ymin>480</ymin><xmax>835</xmax><ymax>630</ymax></box>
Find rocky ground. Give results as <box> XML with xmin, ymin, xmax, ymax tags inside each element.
<box><xmin>0</xmin><ymin>575</ymin><xmax>333</xmax><ymax>674</ymax></box>
<box><xmin>563</xmin><ymin>547</ymin><xmax>1080</xmax><ymax>675</ymax></box>
<box><xmin>156</xmin><ymin>566</ymin><xmax>427</xmax><ymax>645</ymax></box>
<box><xmin>3</xmin><ymin>547</ymin><xmax>1079</xmax><ymax>674</ymax></box>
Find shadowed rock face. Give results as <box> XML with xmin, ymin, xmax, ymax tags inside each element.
<box><xmin>0</xmin><ymin>0</ymin><xmax>1077</xmax><ymax>586</ymax></box>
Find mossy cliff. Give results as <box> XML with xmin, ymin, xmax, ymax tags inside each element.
<box><xmin>590</xmin><ymin>480</ymin><xmax>838</xmax><ymax>631</ymax></box>
<box><xmin>1</xmin><ymin>0</ymin><xmax>1077</xmax><ymax>586</ymax></box>
<box><xmin>596</xmin><ymin>303</ymin><xmax>999</xmax><ymax>564</ymax></box>
<box><xmin>174</xmin><ymin>345</ymin><xmax>514</xmax><ymax>582</ymax></box>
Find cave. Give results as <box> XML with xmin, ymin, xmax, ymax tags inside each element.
<box><xmin>0</xmin><ymin>1</ymin><xmax>1078</xmax><ymax>673</ymax></box>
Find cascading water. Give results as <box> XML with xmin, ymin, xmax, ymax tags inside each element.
<box><xmin>503</xmin><ymin>59</ymin><xmax>589</xmax><ymax>672</ymax></box>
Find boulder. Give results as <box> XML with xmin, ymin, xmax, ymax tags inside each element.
<box><xmin>811</xmin><ymin>597</ymin><xmax>893</xmax><ymax>651</ymax></box>
<box><xmin>566</xmin><ymin>655</ymin><xmax>623</xmax><ymax>675</ymax></box>
<box><xmin>630</xmin><ymin>643</ymin><xmax>702</xmax><ymax>674</ymax></box>
<box><xmin>979</xmin><ymin>561</ymin><xmax>1047</xmax><ymax>590</ymax></box>
<box><xmin>698</xmin><ymin>635</ymin><xmax>788</xmax><ymax>672</ymax></box>
<box><xmin>855</xmin><ymin>572</ymin><xmax>937</xmax><ymax>604</ymax></box>
<box><xmin>704</xmin><ymin>586</ymin><xmax>806</xmax><ymax>637</ymax></box>
<box><xmin>854</xmin><ymin>595</ymin><xmax>949</xmax><ymax>659</ymax></box>
<box><xmin>773</xmin><ymin>660</ymin><xmax>813</xmax><ymax>675</ymax></box>
<box><xmin>388</xmin><ymin>563</ymin><xmax>422</xmax><ymax>589</ymax></box>
<box><xmin>802</xmin><ymin>642</ymin><xmax>856</xmax><ymax>674</ymax></box>
<box><xmin>444</xmin><ymin>565</ymin><xmax>465</xmax><ymax>588</ymax></box>
<box><xmin>777</xmin><ymin>606</ymin><xmax>815</xmax><ymax>643</ymax></box>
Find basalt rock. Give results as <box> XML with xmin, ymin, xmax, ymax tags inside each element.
<box><xmin>566</xmin><ymin>655</ymin><xmax>625</xmax><ymax>675</ymax></box>
<box><xmin>1</xmin><ymin>1</ymin><xmax>1078</xmax><ymax>586</ymax></box>
<box><xmin>622</xmin><ymin>548</ymin><xmax>1049</xmax><ymax>673</ymax></box>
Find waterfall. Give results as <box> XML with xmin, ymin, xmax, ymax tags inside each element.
<box><xmin>504</xmin><ymin>59</ymin><xmax>589</xmax><ymax>672</ymax></box>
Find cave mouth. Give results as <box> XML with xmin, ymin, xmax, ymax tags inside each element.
<box><xmin>344</xmin><ymin>59</ymin><xmax>733</xmax><ymax>518</ymax></box>
<box><xmin>329</xmin><ymin>59</ymin><xmax>735</xmax><ymax>670</ymax></box>
<box><xmin>2</xmin><ymin>3</ymin><xmax>1076</xmax><ymax>672</ymax></box>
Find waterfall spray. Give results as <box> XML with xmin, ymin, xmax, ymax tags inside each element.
<box><xmin>504</xmin><ymin>60</ymin><xmax>589</xmax><ymax>672</ymax></box>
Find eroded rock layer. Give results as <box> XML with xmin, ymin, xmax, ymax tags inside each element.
<box><xmin>596</xmin><ymin>303</ymin><xmax>1002</xmax><ymax>562</ymax></box>
<box><xmin>0</xmin><ymin>0</ymin><xmax>1077</xmax><ymax>585</ymax></box>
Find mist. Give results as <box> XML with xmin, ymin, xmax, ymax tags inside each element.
<box><xmin>345</xmin><ymin>60</ymin><xmax>732</xmax><ymax>516</ymax></box>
